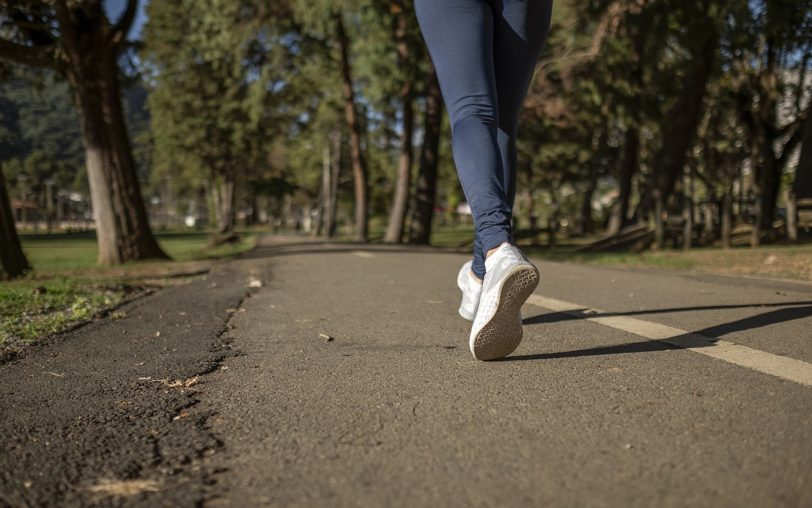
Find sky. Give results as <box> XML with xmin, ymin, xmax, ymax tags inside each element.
<box><xmin>103</xmin><ymin>0</ymin><xmax>149</xmax><ymax>40</ymax></box>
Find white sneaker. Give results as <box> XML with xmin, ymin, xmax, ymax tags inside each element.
<box><xmin>469</xmin><ymin>243</ymin><xmax>539</xmax><ymax>360</ymax></box>
<box><xmin>457</xmin><ymin>260</ymin><xmax>482</xmax><ymax>321</ymax></box>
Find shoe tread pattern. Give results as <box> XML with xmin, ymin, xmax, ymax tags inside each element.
<box><xmin>471</xmin><ymin>265</ymin><xmax>539</xmax><ymax>360</ymax></box>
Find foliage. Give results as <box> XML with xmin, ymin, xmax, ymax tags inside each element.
<box><xmin>517</xmin><ymin>0</ymin><xmax>811</xmax><ymax>243</ymax></box>
<box><xmin>2</xmin><ymin>0</ymin><xmax>810</xmax><ymax>250</ymax></box>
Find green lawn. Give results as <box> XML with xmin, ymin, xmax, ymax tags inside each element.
<box><xmin>1</xmin><ymin>231</ymin><xmax>258</xmax><ymax>349</ymax></box>
<box><xmin>429</xmin><ymin>226</ymin><xmax>811</xmax><ymax>279</ymax></box>
<box><xmin>21</xmin><ymin>231</ymin><xmax>257</xmax><ymax>272</ymax></box>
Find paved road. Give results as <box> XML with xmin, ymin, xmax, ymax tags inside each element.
<box><xmin>2</xmin><ymin>235</ymin><xmax>811</xmax><ymax>507</ymax></box>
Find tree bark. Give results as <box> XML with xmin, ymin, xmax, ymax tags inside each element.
<box><xmin>607</xmin><ymin>126</ymin><xmax>638</xmax><ymax>236</ymax></box>
<box><xmin>334</xmin><ymin>11</ymin><xmax>369</xmax><ymax>242</ymax></box>
<box><xmin>757</xmin><ymin>153</ymin><xmax>781</xmax><ymax>239</ymax></box>
<box><xmin>609</xmin><ymin>24</ymin><xmax>644</xmax><ymax>236</ymax></box>
<box><xmin>577</xmin><ymin>128</ymin><xmax>607</xmax><ymax>236</ymax></box>
<box><xmin>547</xmin><ymin>190</ymin><xmax>560</xmax><ymax>249</ymax></box>
<box><xmin>650</xmin><ymin>22</ymin><xmax>718</xmax><ymax>249</ymax></box>
<box><xmin>654</xmin><ymin>194</ymin><xmax>665</xmax><ymax>250</ymax></box>
<box><xmin>793</xmin><ymin>109</ymin><xmax>812</xmax><ymax>199</ymax></box>
<box><xmin>682</xmin><ymin>169</ymin><xmax>693</xmax><ymax>250</ymax></box>
<box><xmin>317</xmin><ymin>131</ymin><xmax>340</xmax><ymax>238</ymax></box>
<box><xmin>785</xmin><ymin>188</ymin><xmax>797</xmax><ymax>242</ymax></box>
<box><xmin>745</xmin><ymin>29</ymin><xmax>807</xmax><ymax>243</ymax></box>
<box><xmin>0</xmin><ymin>167</ymin><xmax>30</xmax><ymax>279</ymax></box>
<box><xmin>408</xmin><ymin>69</ymin><xmax>442</xmax><ymax>245</ymax></box>
<box><xmin>525</xmin><ymin>172</ymin><xmax>539</xmax><ymax>241</ymax></box>
<box><xmin>57</xmin><ymin>1</ymin><xmax>167</xmax><ymax>265</ymax></box>
<box><xmin>703</xmin><ymin>201</ymin><xmax>715</xmax><ymax>245</ymax></box>
<box><xmin>327</xmin><ymin>130</ymin><xmax>341</xmax><ymax>238</ymax></box>
<box><xmin>213</xmin><ymin>174</ymin><xmax>236</xmax><ymax>238</ymax></box>
<box><xmin>384</xmin><ymin>10</ymin><xmax>415</xmax><ymax>243</ymax></box>
<box><xmin>317</xmin><ymin>144</ymin><xmax>331</xmax><ymax>237</ymax></box>
<box><xmin>721</xmin><ymin>186</ymin><xmax>732</xmax><ymax>249</ymax></box>
<box><xmin>383</xmin><ymin>96</ymin><xmax>414</xmax><ymax>243</ymax></box>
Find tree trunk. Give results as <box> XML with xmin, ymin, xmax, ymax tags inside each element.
<box><xmin>609</xmin><ymin>26</ymin><xmax>643</xmax><ymax>236</ymax></box>
<box><xmin>703</xmin><ymin>201</ymin><xmax>715</xmax><ymax>245</ymax></box>
<box><xmin>721</xmin><ymin>187</ymin><xmax>732</xmax><ymax>249</ymax></box>
<box><xmin>196</xmin><ymin>185</ymin><xmax>208</xmax><ymax>229</ymax></box>
<box><xmin>654</xmin><ymin>194</ymin><xmax>665</xmax><ymax>250</ymax></box>
<box><xmin>317</xmin><ymin>144</ymin><xmax>331</xmax><ymax>237</ymax></box>
<box><xmin>408</xmin><ymin>69</ymin><xmax>442</xmax><ymax>245</ymax></box>
<box><xmin>794</xmin><ymin>111</ymin><xmax>812</xmax><ymax>199</ymax></box>
<box><xmin>682</xmin><ymin>170</ymin><xmax>692</xmax><ymax>250</ymax></box>
<box><xmin>383</xmin><ymin>95</ymin><xmax>414</xmax><ymax>243</ymax></box>
<box><xmin>327</xmin><ymin>130</ymin><xmax>341</xmax><ymax>238</ymax></box>
<box><xmin>248</xmin><ymin>190</ymin><xmax>258</xmax><ymax>228</ymax></box>
<box><xmin>785</xmin><ymin>188</ymin><xmax>797</xmax><ymax>242</ymax></box>
<box><xmin>384</xmin><ymin>11</ymin><xmax>415</xmax><ymax>243</ymax></box>
<box><xmin>0</xmin><ymin>167</ymin><xmax>30</xmax><ymax>278</ymax></box>
<box><xmin>547</xmin><ymin>187</ymin><xmax>560</xmax><ymax>248</ymax></box>
<box><xmin>45</xmin><ymin>181</ymin><xmax>54</xmax><ymax>234</ymax></box>
<box><xmin>61</xmin><ymin>5</ymin><xmax>167</xmax><ymax>266</ymax></box>
<box><xmin>607</xmin><ymin>126</ymin><xmax>638</xmax><ymax>236</ymax></box>
<box><xmin>751</xmin><ymin>193</ymin><xmax>762</xmax><ymax>247</ymax></box>
<box><xmin>213</xmin><ymin>173</ymin><xmax>236</xmax><ymax>238</ymax></box>
<box><xmin>747</xmin><ymin>33</ymin><xmax>806</xmax><ymax>243</ymax></box>
<box><xmin>520</xmin><ymin>157</ymin><xmax>540</xmax><ymax>241</ymax></box>
<box><xmin>577</xmin><ymin>174</ymin><xmax>597</xmax><ymax>236</ymax></box>
<box><xmin>577</xmin><ymin>128</ymin><xmax>606</xmax><ymax>236</ymax></box>
<box><xmin>334</xmin><ymin>12</ymin><xmax>369</xmax><ymax>242</ymax></box>
<box><xmin>317</xmin><ymin>132</ymin><xmax>340</xmax><ymax>238</ymax></box>
<box><xmin>756</xmin><ymin>151</ymin><xmax>781</xmax><ymax>240</ymax></box>
<box><xmin>651</xmin><ymin>23</ymin><xmax>718</xmax><ymax>249</ymax></box>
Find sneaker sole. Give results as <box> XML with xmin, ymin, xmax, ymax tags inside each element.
<box><xmin>470</xmin><ymin>264</ymin><xmax>539</xmax><ymax>361</ymax></box>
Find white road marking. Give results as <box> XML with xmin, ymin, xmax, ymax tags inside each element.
<box><xmin>352</xmin><ymin>251</ymin><xmax>375</xmax><ymax>258</ymax></box>
<box><xmin>526</xmin><ymin>295</ymin><xmax>812</xmax><ymax>387</ymax></box>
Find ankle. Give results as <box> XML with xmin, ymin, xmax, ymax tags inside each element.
<box><xmin>469</xmin><ymin>270</ymin><xmax>483</xmax><ymax>284</ymax></box>
<box><xmin>485</xmin><ymin>242</ymin><xmax>511</xmax><ymax>260</ymax></box>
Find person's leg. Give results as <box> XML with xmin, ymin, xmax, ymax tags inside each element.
<box><xmin>467</xmin><ymin>2</ymin><xmax>551</xmax><ymax>358</ymax></box>
<box><xmin>493</xmin><ymin>0</ymin><xmax>554</xmax><ymax>209</ymax></box>
<box><xmin>414</xmin><ymin>0</ymin><xmax>510</xmax><ymax>280</ymax></box>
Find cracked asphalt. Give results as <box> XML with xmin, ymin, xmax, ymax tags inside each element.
<box><xmin>1</xmin><ymin>235</ymin><xmax>811</xmax><ymax>507</ymax></box>
<box><xmin>0</xmin><ymin>265</ymin><xmax>253</xmax><ymax>507</ymax></box>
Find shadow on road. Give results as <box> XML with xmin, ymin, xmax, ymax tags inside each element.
<box><xmin>505</xmin><ymin>304</ymin><xmax>812</xmax><ymax>362</ymax></box>
<box><xmin>523</xmin><ymin>301</ymin><xmax>812</xmax><ymax>325</ymax></box>
<box><xmin>498</xmin><ymin>338</ymin><xmax>678</xmax><ymax>362</ymax></box>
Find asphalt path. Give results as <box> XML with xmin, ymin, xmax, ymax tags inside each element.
<box><xmin>1</xmin><ymin>235</ymin><xmax>810</xmax><ymax>507</ymax></box>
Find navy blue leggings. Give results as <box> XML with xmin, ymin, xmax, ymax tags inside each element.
<box><xmin>414</xmin><ymin>0</ymin><xmax>553</xmax><ymax>278</ymax></box>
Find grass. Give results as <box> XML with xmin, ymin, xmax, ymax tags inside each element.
<box><xmin>1</xmin><ymin>230</ymin><xmax>258</xmax><ymax>349</ymax></box>
<box><xmin>428</xmin><ymin>225</ymin><xmax>812</xmax><ymax>281</ymax></box>
<box><xmin>21</xmin><ymin>231</ymin><xmax>257</xmax><ymax>272</ymax></box>
<box><xmin>0</xmin><ymin>277</ymin><xmax>137</xmax><ymax>348</ymax></box>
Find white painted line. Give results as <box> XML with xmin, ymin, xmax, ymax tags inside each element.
<box><xmin>526</xmin><ymin>294</ymin><xmax>812</xmax><ymax>387</ymax></box>
<box><xmin>352</xmin><ymin>251</ymin><xmax>375</xmax><ymax>258</ymax></box>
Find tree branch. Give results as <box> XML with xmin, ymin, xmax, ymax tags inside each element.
<box><xmin>779</xmin><ymin>108</ymin><xmax>809</xmax><ymax>167</ymax></box>
<box><xmin>53</xmin><ymin>0</ymin><xmax>77</xmax><ymax>48</ymax></box>
<box><xmin>0</xmin><ymin>38</ymin><xmax>56</xmax><ymax>68</ymax></box>
<box><xmin>110</xmin><ymin>0</ymin><xmax>139</xmax><ymax>52</ymax></box>
<box><xmin>536</xmin><ymin>1</ymin><xmax>632</xmax><ymax>73</ymax></box>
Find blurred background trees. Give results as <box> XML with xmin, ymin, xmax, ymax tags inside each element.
<box><xmin>1</xmin><ymin>0</ymin><xmax>811</xmax><ymax>277</ymax></box>
<box><xmin>0</xmin><ymin>0</ymin><xmax>167</xmax><ymax>266</ymax></box>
